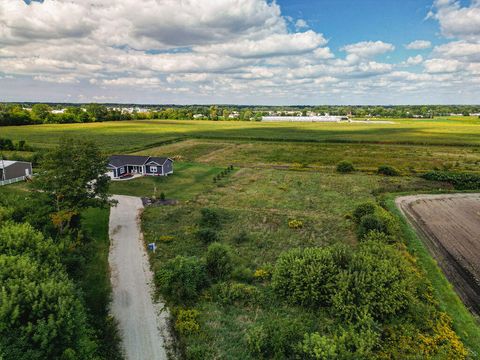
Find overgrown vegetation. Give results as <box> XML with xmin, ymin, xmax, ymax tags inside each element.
<box><xmin>421</xmin><ymin>170</ymin><xmax>480</xmax><ymax>190</ymax></box>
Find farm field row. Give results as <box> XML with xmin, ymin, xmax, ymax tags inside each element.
<box><xmin>2</xmin><ymin>117</ymin><xmax>480</xmax><ymax>153</ymax></box>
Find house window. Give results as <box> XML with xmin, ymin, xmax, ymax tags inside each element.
<box><xmin>119</xmin><ymin>167</ymin><xmax>125</xmax><ymax>174</ymax></box>
<box><xmin>150</xmin><ymin>166</ymin><xmax>157</xmax><ymax>172</ymax></box>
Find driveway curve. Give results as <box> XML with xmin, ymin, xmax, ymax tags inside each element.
<box><xmin>109</xmin><ymin>195</ymin><xmax>169</xmax><ymax>360</ymax></box>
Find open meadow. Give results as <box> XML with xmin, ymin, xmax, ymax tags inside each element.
<box><xmin>2</xmin><ymin>117</ymin><xmax>480</xmax><ymax>358</ymax></box>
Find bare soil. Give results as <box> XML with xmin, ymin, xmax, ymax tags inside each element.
<box><xmin>396</xmin><ymin>194</ymin><xmax>480</xmax><ymax>316</ymax></box>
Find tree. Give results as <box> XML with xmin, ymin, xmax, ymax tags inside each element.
<box><xmin>34</xmin><ymin>138</ymin><xmax>112</xmax><ymax>233</ymax></box>
<box><xmin>209</xmin><ymin>105</ymin><xmax>218</xmax><ymax>120</ymax></box>
<box><xmin>31</xmin><ymin>104</ymin><xmax>52</xmax><ymax>123</ymax></box>
<box><xmin>85</xmin><ymin>103</ymin><xmax>108</xmax><ymax>122</ymax></box>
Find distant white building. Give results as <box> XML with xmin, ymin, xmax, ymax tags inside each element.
<box><xmin>193</xmin><ymin>114</ymin><xmax>206</xmax><ymax>119</ymax></box>
<box><xmin>51</xmin><ymin>109</ymin><xmax>66</xmax><ymax>114</ymax></box>
<box><xmin>228</xmin><ymin>111</ymin><xmax>240</xmax><ymax>119</ymax></box>
<box><xmin>262</xmin><ymin>115</ymin><xmax>349</xmax><ymax>123</ymax></box>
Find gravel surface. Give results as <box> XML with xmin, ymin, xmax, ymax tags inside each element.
<box><xmin>396</xmin><ymin>193</ymin><xmax>480</xmax><ymax>315</ymax></box>
<box><xmin>109</xmin><ymin>195</ymin><xmax>169</xmax><ymax>360</ymax></box>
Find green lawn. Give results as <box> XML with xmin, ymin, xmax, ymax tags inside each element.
<box><xmin>109</xmin><ymin>162</ymin><xmax>224</xmax><ymax>199</ymax></box>
<box><xmin>2</xmin><ymin>117</ymin><xmax>480</xmax><ymax>154</ymax></box>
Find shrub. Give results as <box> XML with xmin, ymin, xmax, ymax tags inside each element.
<box><xmin>272</xmin><ymin>245</ymin><xmax>351</xmax><ymax>307</ymax></box>
<box><xmin>159</xmin><ymin>192</ymin><xmax>166</xmax><ymax>201</ymax></box>
<box><xmin>206</xmin><ymin>243</ymin><xmax>233</xmax><ymax>280</ymax></box>
<box><xmin>175</xmin><ymin>309</ymin><xmax>200</xmax><ymax>335</ymax></box>
<box><xmin>196</xmin><ymin>228</ymin><xmax>219</xmax><ymax>244</ymax></box>
<box><xmin>352</xmin><ymin>202</ymin><xmax>377</xmax><ymax>224</ymax></box>
<box><xmin>231</xmin><ymin>265</ymin><xmax>254</xmax><ymax>283</ymax></box>
<box><xmin>357</xmin><ymin>214</ymin><xmax>387</xmax><ymax>239</ymax></box>
<box><xmin>361</xmin><ymin>230</ymin><xmax>394</xmax><ymax>244</ymax></box>
<box><xmin>200</xmin><ymin>208</ymin><xmax>221</xmax><ymax>228</ymax></box>
<box><xmin>246</xmin><ymin>317</ymin><xmax>310</xmax><ymax>359</ymax></box>
<box><xmin>156</xmin><ymin>256</ymin><xmax>207</xmax><ymax>303</ymax></box>
<box><xmin>254</xmin><ymin>268</ymin><xmax>270</xmax><ymax>281</ymax></box>
<box><xmin>377</xmin><ymin>165</ymin><xmax>400</xmax><ymax>176</ymax></box>
<box><xmin>421</xmin><ymin>171</ymin><xmax>480</xmax><ymax>190</ymax></box>
<box><xmin>332</xmin><ymin>240</ymin><xmax>414</xmax><ymax>321</ymax></box>
<box><xmin>299</xmin><ymin>333</ymin><xmax>338</xmax><ymax>359</ymax></box>
<box><xmin>336</xmin><ymin>161</ymin><xmax>355</xmax><ymax>173</ymax></box>
<box><xmin>212</xmin><ymin>282</ymin><xmax>259</xmax><ymax>306</ymax></box>
<box><xmin>232</xmin><ymin>230</ymin><xmax>249</xmax><ymax>244</ymax></box>
<box><xmin>158</xmin><ymin>235</ymin><xmax>174</xmax><ymax>243</ymax></box>
<box><xmin>288</xmin><ymin>219</ymin><xmax>303</xmax><ymax>229</ymax></box>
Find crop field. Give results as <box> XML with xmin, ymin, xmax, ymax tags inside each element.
<box><xmin>2</xmin><ymin>117</ymin><xmax>480</xmax><ymax>153</ymax></box>
<box><xmin>397</xmin><ymin>194</ymin><xmax>480</xmax><ymax>316</ymax></box>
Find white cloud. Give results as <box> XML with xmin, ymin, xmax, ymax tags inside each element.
<box><xmin>341</xmin><ymin>41</ymin><xmax>395</xmax><ymax>58</ymax></box>
<box><xmin>431</xmin><ymin>0</ymin><xmax>480</xmax><ymax>41</ymax></box>
<box><xmin>405</xmin><ymin>40</ymin><xmax>432</xmax><ymax>50</ymax></box>
<box><xmin>424</xmin><ymin>58</ymin><xmax>462</xmax><ymax>73</ymax></box>
<box><xmin>295</xmin><ymin>19</ymin><xmax>308</xmax><ymax>30</ymax></box>
<box><xmin>405</xmin><ymin>55</ymin><xmax>424</xmax><ymax>66</ymax></box>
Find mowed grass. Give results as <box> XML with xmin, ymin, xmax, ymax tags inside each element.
<box><xmin>2</xmin><ymin>117</ymin><xmax>480</xmax><ymax>153</ymax></box>
<box><xmin>142</xmin><ymin>169</ymin><xmax>452</xmax><ymax>357</ymax></box>
<box><xmin>139</xmin><ymin>139</ymin><xmax>480</xmax><ymax>173</ymax></box>
<box><xmin>109</xmin><ymin>162</ymin><xmax>224</xmax><ymax>199</ymax></box>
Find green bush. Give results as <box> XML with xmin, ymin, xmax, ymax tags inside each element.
<box><xmin>212</xmin><ymin>282</ymin><xmax>259</xmax><ymax>306</ymax></box>
<box><xmin>156</xmin><ymin>256</ymin><xmax>207</xmax><ymax>303</ymax></box>
<box><xmin>421</xmin><ymin>171</ymin><xmax>480</xmax><ymax>190</ymax></box>
<box><xmin>336</xmin><ymin>161</ymin><xmax>355</xmax><ymax>173</ymax></box>
<box><xmin>231</xmin><ymin>265</ymin><xmax>254</xmax><ymax>283</ymax></box>
<box><xmin>200</xmin><ymin>208</ymin><xmax>221</xmax><ymax>228</ymax></box>
<box><xmin>206</xmin><ymin>243</ymin><xmax>233</xmax><ymax>280</ymax></box>
<box><xmin>196</xmin><ymin>228</ymin><xmax>219</xmax><ymax>244</ymax></box>
<box><xmin>299</xmin><ymin>333</ymin><xmax>338</xmax><ymax>359</ymax></box>
<box><xmin>332</xmin><ymin>240</ymin><xmax>414</xmax><ymax>321</ymax></box>
<box><xmin>357</xmin><ymin>214</ymin><xmax>387</xmax><ymax>239</ymax></box>
<box><xmin>352</xmin><ymin>202</ymin><xmax>377</xmax><ymax>224</ymax></box>
<box><xmin>246</xmin><ymin>317</ymin><xmax>310</xmax><ymax>359</ymax></box>
<box><xmin>272</xmin><ymin>245</ymin><xmax>351</xmax><ymax>307</ymax></box>
<box><xmin>377</xmin><ymin>165</ymin><xmax>400</xmax><ymax>176</ymax></box>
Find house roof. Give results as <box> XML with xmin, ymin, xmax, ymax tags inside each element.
<box><xmin>108</xmin><ymin>155</ymin><xmax>171</xmax><ymax>167</ymax></box>
<box><xmin>0</xmin><ymin>160</ymin><xmax>31</xmax><ymax>169</ymax></box>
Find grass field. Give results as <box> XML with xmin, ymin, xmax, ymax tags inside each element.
<box><xmin>2</xmin><ymin>117</ymin><xmax>480</xmax><ymax>154</ymax></box>
<box><xmin>135</xmin><ymin>139</ymin><xmax>480</xmax><ymax>173</ymax></box>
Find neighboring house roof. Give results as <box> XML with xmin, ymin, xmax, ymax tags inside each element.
<box><xmin>0</xmin><ymin>160</ymin><xmax>31</xmax><ymax>169</ymax></box>
<box><xmin>108</xmin><ymin>155</ymin><xmax>172</xmax><ymax>168</ymax></box>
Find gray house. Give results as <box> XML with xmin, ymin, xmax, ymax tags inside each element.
<box><xmin>107</xmin><ymin>155</ymin><xmax>173</xmax><ymax>179</ymax></box>
<box><xmin>0</xmin><ymin>160</ymin><xmax>33</xmax><ymax>185</ymax></box>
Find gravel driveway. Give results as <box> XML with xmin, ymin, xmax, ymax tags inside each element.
<box><xmin>109</xmin><ymin>195</ymin><xmax>169</xmax><ymax>360</ymax></box>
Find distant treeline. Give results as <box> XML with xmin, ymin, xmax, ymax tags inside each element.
<box><xmin>1</xmin><ymin>103</ymin><xmax>480</xmax><ymax>126</ymax></box>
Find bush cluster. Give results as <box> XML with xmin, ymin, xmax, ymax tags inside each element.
<box><xmin>0</xmin><ymin>138</ymin><xmax>32</xmax><ymax>151</ymax></box>
<box><xmin>196</xmin><ymin>208</ymin><xmax>222</xmax><ymax>243</ymax></box>
<box><xmin>377</xmin><ymin>165</ymin><xmax>400</xmax><ymax>176</ymax></box>
<box><xmin>206</xmin><ymin>242</ymin><xmax>233</xmax><ymax>280</ymax></box>
<box><xmin>421</xmin><ymin>170</ymin><xmax>480</xmax><ymax>190</ymax></box>
<box><xmin>288</xmin><ymin>219</ymin><xmax>304</xmax><ymax>229</ymax></box>
<box><xmin>175</xmin><ymin>309</ymin><xmax>201</xmax><ymax>335</ymax></box>
<box><xmin>336</xmin><ymin>160</ymin><xmax>355</xmax><ymax>173</ymax></box>
<box><xmin>353</xmin><ymin>202</ymin><xmax>399</xmax><ymax>241</ymax></box>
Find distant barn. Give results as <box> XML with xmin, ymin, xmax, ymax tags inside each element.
<box><xmin>0</xmin><ymin>160</ymin><xmax>32</xmax><ymax>186</ymax></box>
<box><xmin>107</xmin><ymin>155</ymin><xmax>173</xmax><ymax>179</ymax></box>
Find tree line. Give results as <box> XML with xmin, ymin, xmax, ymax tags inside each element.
<box><xmin>2</xmin><ymin>103</ymin><xmax>480</xmax><ymax>126</ymax></box>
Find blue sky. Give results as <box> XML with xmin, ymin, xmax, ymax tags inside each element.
<box><xmin>1</xmin><ymin>0</ymin><xmax>480</xmax><ymax>104</ymax></box>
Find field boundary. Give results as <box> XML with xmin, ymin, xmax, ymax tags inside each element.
<box><xmin>385</xmin><ymin>196</ymin><xmax>480</xmax><ymax>357</ymax></box>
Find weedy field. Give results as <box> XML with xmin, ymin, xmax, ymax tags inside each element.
<box><xmin>3</xmin><ymin>117</ymin><xmax>480</xmax><ymax>358</ymax></box>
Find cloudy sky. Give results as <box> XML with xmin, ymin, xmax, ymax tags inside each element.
<box><xmin>0</xmin><ymin>0</ymin><xmax>479</xmax><ymax>104</ymax></box>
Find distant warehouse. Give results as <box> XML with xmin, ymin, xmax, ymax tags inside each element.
<box><xmin>0</xmin><ymin>160</ymin><xmax>32</xmax><ymax>186</ymax></box>
<box><xmin>262</xmin><ymin>115</ymin><xmax>349</xmax><ymax>122</ymax></box>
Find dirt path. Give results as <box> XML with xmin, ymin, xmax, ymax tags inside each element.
<box><xmin>109</xmin><ymin>195</ymin><xmax>169</xmax><ymax>360</ymax></box>
<box><xmin>396</xmin><ymin>193</ymin><xmax>480</xmax><ymax>316</ymax></box>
